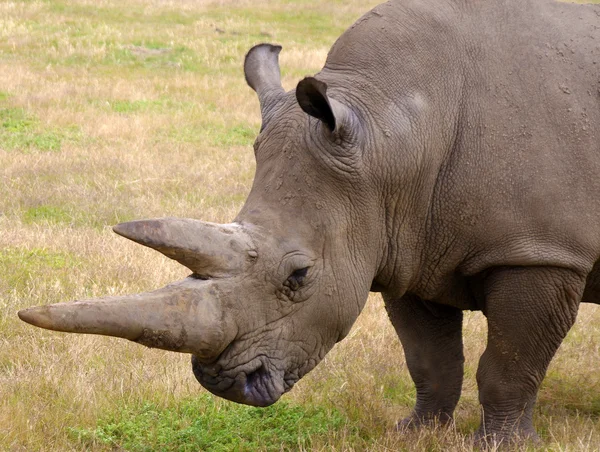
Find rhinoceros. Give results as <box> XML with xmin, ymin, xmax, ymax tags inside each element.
<box><xmin>18</xmin><ymin>0</ymin><xmax>600</xmax><ymax>445</ymax></box>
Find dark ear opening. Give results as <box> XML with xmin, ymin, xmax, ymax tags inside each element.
<box><xmin>296</xmin><ymin>77</ymin><xmax>336</xmax><ymax>132</ymax></box>
<box><xmin>296</xmin><ymin>77</ymin><xmax>337</xmax><ymax>131</ymax></box>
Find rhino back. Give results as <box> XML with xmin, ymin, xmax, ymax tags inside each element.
<box><xmin>445</xmin><ymin>0</ymin><xmax>600</xmax><ymax>275</ymax></box>
<box><xmin>315</xmin><ymin>0</ymin><xmax>600</xmax><ymax>296</ymax></box>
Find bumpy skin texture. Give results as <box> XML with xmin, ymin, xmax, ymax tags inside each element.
<box><xmin>232</xmin><ymin>0</ymin><xmax>600</xmax><ymax>445</ymax></box>
<box><xmin>299</xmin><ymin>0</ymin><xmax>599</xmax><ymax>445</ymax></box>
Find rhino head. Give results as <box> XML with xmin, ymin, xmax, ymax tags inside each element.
<box><xmin>18</xmin><ymin>44</ymin><xmax>382</xmax><ymax>407</ymax></box>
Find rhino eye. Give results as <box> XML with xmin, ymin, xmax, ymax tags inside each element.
<box><xmin>285</xmin><ymin>267</ymin><xmax>309</xmax><ymax>291</ymax></box>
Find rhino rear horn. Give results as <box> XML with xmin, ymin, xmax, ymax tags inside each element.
<box><xmin>244</xmin><ymin>43</ymin><xmax>285</xmax><ymax>126</ymax></box>
<box><xmin>113</xmin><ymin>218</ymin><xmax>253</xmax><ymax>277</ymax></box>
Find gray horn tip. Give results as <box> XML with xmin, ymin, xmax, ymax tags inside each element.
<box><xmin>112</xmin><ymin>220</ymin><xmax>138</xmax><ymax>238</ymax></box>
<box><xmin>112</xmin><ymin>219</ymin><xmax>163</xmax><ymax>246</ymax></box>
<box><xmin>18</xmin><ymin>306</ymin><xmax>51</xmax><ymax>329</ymax></box>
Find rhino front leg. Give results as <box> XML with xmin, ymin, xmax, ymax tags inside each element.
<box><xmin>476</xmin><ymin>266</ymin><xmax>585</xmax><ymax>445</ymax></box>
<box><xmin>385</xmin><ymin>294</ymin><xmax>464</xmax><ymax>428</ymax></box>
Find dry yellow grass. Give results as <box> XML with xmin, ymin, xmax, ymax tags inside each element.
<box><xmin>1</xmin><ymin>0</ymin><xmax>600</xmax><ymax>450</ymax></box>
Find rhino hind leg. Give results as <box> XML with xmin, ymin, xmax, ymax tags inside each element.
<box><xmin>581</xmin><ymin>261</ymin><xmax>600</xmax><ymax>304</ymax></box>
<box><xmin>385</xmin><ymin>294</ymin><xmax>464</xmax><ymax>428</ymax></box>
<box><xmin>475</xmin><ymin>266</ymin><xmax>585</xmax><ymax>446</ymax></box>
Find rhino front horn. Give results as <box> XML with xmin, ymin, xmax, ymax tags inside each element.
<box><xmin>17</xmin><ymin>278</ymin><xmax>233</xmax><ymax>361</ymax></box>
<box><xmin>113</xmin><ymin>218</ymin><xmax>254</xmax><ymax>278</ymax></box>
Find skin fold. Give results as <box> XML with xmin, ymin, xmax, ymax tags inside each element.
<box><xmin>18</xmin><ymin>0</ymin><xmax>600</xmax><ymax>446</ymax></box>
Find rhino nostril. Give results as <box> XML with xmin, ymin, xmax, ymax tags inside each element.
<box><xmin>246</xmin><ymin>362</ymin><xmax>266</xmax><ymax>388</ymax></box>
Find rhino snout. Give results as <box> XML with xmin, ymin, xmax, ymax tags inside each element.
<box><xmin>191</xmin><ymin>353</ymin><xmax>292</xmax><ymax>407</ymax></box>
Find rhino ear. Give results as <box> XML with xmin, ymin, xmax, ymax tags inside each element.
<box><xmin>244</xmin><ymin>44</ymin><xmax>285</xmax><ymax>126</ymax></box>
<box><xmin>296</xmin><ymin>77</ymin><xmax>353</xmax><ymax>134</ymax></box>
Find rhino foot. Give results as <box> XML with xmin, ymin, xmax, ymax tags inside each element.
<box><xmin>474</xmin><ymin>427</ymin><xmax>541</xmax><ymax>450</ymax></box>
<box><xmin>395</xmin><ymin>411</ymin><xmax>454</xmax><ymax>431</ymax></box>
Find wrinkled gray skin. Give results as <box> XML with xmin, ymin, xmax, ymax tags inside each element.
<box><xmin>18</xmin><ymin>0</ymin><xmax>600</xmax><ymax>446</ymax></box>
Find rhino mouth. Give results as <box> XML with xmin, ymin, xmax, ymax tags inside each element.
<box><xmin>191</xmin><ymin>354</ymin><xmax>299</xmax><ymax>407</ymax></box>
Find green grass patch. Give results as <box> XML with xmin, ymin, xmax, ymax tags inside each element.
<box><xmin>0</xmin><ymin>107</ymin><xmax>60</xmax><ymax>152</ymax></box>
<box><xmin>181</xmin><ymin>191</ymin><xmax>251</xmax><ymax>209</ymax></box>
<box><xmin>0</xmin><ymin>107</ymin><xmax>83</xmax><ymax>153</ymax></box>
<box><xmin>204</xmin><ymin>7</ymin><xmax>347</xmax><ymax>45</ymax></box>
<box><xmin>104</xmin><ymin>44</ymin><xmax>203</xmax><ymax>73</ymax></box>
<box><xmin>23</xmin><ymin>205</ymin><xmax>73</xmax><ymax>224</ymax></box>
<box><xmin>106</xmin><ymin>98</ymin><xmax>194</xmax><ymax>114</ymax></box>
<box><xmin>111</xmin><ymin>99</ymin><xmax>160</xmax><ymax>113</ymax></box>
<box><xmin>0</xmin><ymin>1</ymin><xmax>338</xmax><ymax>75</ymax></box>
<box><xmin>215</xmin><ymin>125</ymin><xmax>256</xmax><ymax>147</ymax></box>
<box><xmin>168</xmin><ymin>123</ymin><xmax>256</xmax><ymax>147</ymax></box>
<box><xmin>49</xmin><ymin>3</ymin><xmax>198</xmax><ymax>27</ymax></box>
<box><xmin>69</xmin><ymin>394</ymin><xmax>348</xmax><ymax>451</ymax></box>
<box><xmin>382</xmin><ymin>375</ymin><xmax>416</xmax><ymax>406</ymax></box>
<box><xmin>0</xmin><ymin>247</ymin><xmax>82</xmax><ymax>292</ymax></box>
<box><xmin>21</xmin><ymin>203</ymin><xmax>135</xmax><ymax>230</ymax></box>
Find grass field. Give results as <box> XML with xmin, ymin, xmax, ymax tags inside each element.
<box><xmin>2</xmin><ymin>0</ymin><xmax>600</xmax><ymax>450</ymax></box>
